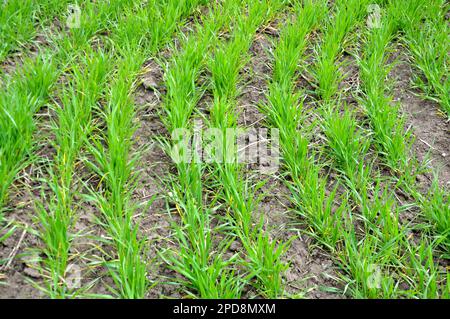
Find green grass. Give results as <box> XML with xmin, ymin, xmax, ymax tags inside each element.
<box><xmin>85</xmin><ymin>0</ymin><xmax>207</xmax><ymax>299</ymax></box>
<box><xmin>419</xmin><ymin>177</ymin><xmax>450</xmax><ymax>255</ymax></box>
<box><xmin>0</xmin><ymin>55</ymin><xmax>57</xmax><ymax>220</ymax></box>
<box><xmin>0</xmin><ymin>0</ymin><xmax>448</xmax><ymax>300</ymax></box>
<box><xmin>0</xmin><ymin>0</ymin><xmax>106</xmax><ymax>63</ymax></box>
<box><xmin>260</xmin><ymin>0</ymin><xmax>448</xmax><ymax>299</ymax></box>
<box><xmin>311</xmin><ymin>0</ymin><xmax>368</xmax><ymax>102</ymax></box>
<box><xmin>261</xmin><ymin>0</ymin><xmax>343</xmax><ymax>254</ymax></box>
<box><xmin>7</xmin><ymin>0</ymin><xmax>146</xmax><ymax>298</ymax></box>
<box><xmin>357</xmin><ymin>4</ymin><xmax>412</xmax><ymax>174</ymax></box>
<box><xmin>397</xmin><ymin>0</ymin><xmax>449</xmax><ymax>117</ymax></box>
<box><xmin>308</xmin><ymin>0</ymin><xmax>402</xmax><ymax>298</ymax></box>
<box><xmin>0</xmin><ymin>0</ymin><xmax>38</xmax><ymax>62</ymax></box>
<box><xmin>0</xmin><ymin>0</ymin><xmax>136</xmax><ymax>220</ymax></box>
<box><xmin>311</xmin><ymin>0</ymin><xmax>448</xmax><ymax>298</ymax></box>
<box><xmin>87</xmin><ymin>62</ymin><xmax>148</xmax><ymax>298</ymax></box>
<box><xmin>37</xmin><ymin>49</ymin><xmax>111</xmax><ymax>298</ymax></box>
<box><xmin>205</xmin><ymin>0</ymin><xmax>289</xmax><ymax>298</ymax></box>
<box><xmin>160</xmin><ymin>0</ymin><xmax>247</xmax><ymax>298</ymax></box>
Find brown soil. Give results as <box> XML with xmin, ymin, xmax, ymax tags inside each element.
<box><xmin>390</xmin><ymin>47</ymin><xmax>450</xmax><ymax>189</ymax></box>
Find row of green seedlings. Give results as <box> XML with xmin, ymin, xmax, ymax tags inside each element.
<box><xmin>0</xmin><ymin>0</ymin><xmax>137</xmax><ymax>221</ymax></box>
<box><xmin>309</xmin><ymin>0</ymin><xmax>416</xmax><ymax>298</ymax></box>
<box><xmin>389</xmin><ymin>0</ymin><xmax>450</xmax><ymax>259</ymax></box>
<box><xmin>160</xmin><ymin>0</ymin><xmax>249</xmax><ymax>298</ymax></box>
<box><xmin>37</xmin><ymin>50</ymin><xmax>111</xmax><ymax>298</ymax></box>
<box><xmin>260</xmin><ymin>0</ymin><xmax>341</xmax><ymax>292</ymax></box>
<box><xmin>355</xmin><ymin>0</ymin><xmax>448</xmax><ymax>297</ymax></box>
<box><xmin>0</xmin><ymin>0</ymin><xmax>79</xmax><ymax>242</ymax></box>
<box><xmin>316</xmin><ymin>0</ymin><xmax>406</xmax><ymax>298</ymax></box>
<box><xmin>396</xmin><ymin>0</ymin><xmax>448</xmax><ymax>293</ymax></box>
<box><xmin>0</xmin><ymin>0</ymin><xmax>135</xmax><ymax>274</ymax></box>
<box><xmin>0</xmin><ymin>0</ymin><xmax>73</xmax><ymax>63</ymax></box>
<box><xmin>32</xmin><ymin>0</ymin><xmax>164</xmax><ymax>298</ymax></box>
<box><xmin>85</xmin><ymin>0</ymin><xmax>208</xmax><ymax>299</ymax></box>
<box><xmin>315</xmin><ymin>0</ymin><xmax>416</xmax><ymax>298</ymax></box>
<box><xmin>398</xmin><ymin>0</ymin><xmax>449</xmax><ymax>118</ymax></box>
<box><xmin>262</xmin><ymin>0</ymin><xmax>409</xmax><ymax>298</ymax></box>
<box><xmin>205</xmin><ymin>0</ymin><xmax>289</xmax><ymax>298</ymax></box>
<box><xmin>0</xmin><ymin>56</ymin><xmax>56</xmax><ymax>223</ymax></box>
<box><xmin>311</xmin><ymin>0</ymin><xmax>447</xmax><ymax>298</ymax></box>
<box><xmin>303</xmin><ymin>0</ymin><xmax>392</xmax><ymax>298</ymax></box>
<box><xmin>357</xmin><ymin>0</ymin><xmax>448</xmax><ymax>298</ymax></box>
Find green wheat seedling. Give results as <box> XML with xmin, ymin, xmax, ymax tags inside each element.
<box><xmin>259</xmin><ymin>0</ymin><xmax>347</xmax><ymax>253</ymax></box>
<box><xmin>319</xmin><ymin>101</ymin><xmax>410</xmax><ymax>298</ymax></box>
<box><xmin>420</xmin><ymin>177</ymin><xmax>450</xmax><ymax>255</ymax></box>
<box><xmin>400</xmin><ymin>0</ymin><xmax>449</xmax><ymax>117</ymax></box>
<box><xmin>86</xmin><ymin>61</ymin><xmax>148</xmax><ymax>299</ymax></box>
<box><xmin>311</xmin><ymin>0</ymin><xmax>372</xmax><ymax>220</ymax></box>
<box><xmin>319</xmin><ymin>105</ymin><xmax>385</xmax><ymax>229</ymax></box>
<box><xmin>359</xmin><ymin>0</ymin><xmax>450</xmax><ymax>296</ymax></box>
<box><xmin>206</xmin><ymin>0</ymin><xmax>285</xmax><ymax>111</ymax></box>
<box><xmin>85</xmin><ymin>0</ymin><xmax>206</xmax><ymax>298</ymax></box>
<box><xmin>291</xmin><ymin>165</ymin><xmax>347</xmax><ymax>251</ymax></box>
<box><xmin>336</xmin><ymin>230</ymin><xmax>403</xmax><ymax>298</ymax></box>
<box><xmin>55</xmin><ymin>0</ymin><xmax>138</xmax><ymax>60</ymax></box>
<box><xmin>209</xmin><ymin>159</ymin><xmax>290</xmax><ymax>296</ymax></box>
<box><xmin>357</xmin><ymin>6</ymin><xmax>412</xmax><ymax>174</ymax></box>
<box><xmin>110</xmin><ymin>0</ymin><xmax>208</xmax><ymax>60</ymax></box>
<box><xmin>160</xmin><ymin>0</ymin><xmax>247</xmax><ymax>298</ymax></box>
<box><xmin>0</xmin><ymin>0</ymin><xmax>138</xmax><ymax>219</ymax></box>
<box><xmin>402</xmin><ymin>236</ymin><xmax>447</xmax><ymax>298</ymax></box>
<box><xmin>37</xmin><ymin>50</ymin><xmax>110</xmax><ymax>298</ymax></box>
<box><xmin>208</xmin><ymin>0</ymin><xmax>285</xmax><ymax>112</ymax></box>
<box><xmin>306</xmin><ymin>0</ymin><xmax>413</xmax><ymax>298</ymax></box>
<box><xmin>318</xmin><ymin>73</ymin><xmax>445</xmax><ymax>298</ymax></box>
<box><xmin>357</xmin><ymin>4</ymin><xmax>444</xmax><ymax>293</ymax></box>
<box><xmin>321</xmin><ymin>107</ymin><xmax>370</xmax><ymax>188</ymax></box>
<box><xmin>0</xmin><ymin>0</ymin><xmax>36</xmax><ymax>62</ymax></box>
<box><xmin>256</xmin><ymin>0</ymin><xmax>347</xmax><ymax>284</ymax></box>
<box><xmin>311</xmin><ymin>0</ymin><xmax>368</xmax><ymax>102</ymax></box>
<box><xmin>359</xmin><ymin>1</ymin><xmax>449</xmax><ymax>297</ymax></box>
<box><xmin>162</xmin><ymin>172</ymin><xmax>245</xmax><ymax>298</ymax></box>
<box><xmin>318</xmin><ymin>106</ymin><xmax>381</xmax><ymax>257</ymax></box>
<box><xmin>162</xmin><ymin>0</ymin><xmax>241</xmax><ymax>133</ymax></box>
<box><xmin>205</xmin><ymin>0</ymin><xmax>289</xmax><ymax>298</ymax></box>
<box><xmin>320</xmin><ymin>110</ymin><xmax>446</xmax><ymax>297</ymax></box>
<box><xmin>395</xmin><ymin>0</ymin><xmax>449</xmax><ymax>294</ymax></box>
<box><xmin>260</xmin><ymin>0</ymin><xmax>411</xmax><ymax>298</ymax></box>
<box><xmin>0</xmin><ymin>0</ymin><xmax>448</xmax><ymax>301</ymax></box>
<box><xmin>0</xmin><ymin>0</ymin><xmax>76</xmax><ymax>63</ymax></box>
<box><xmin>9</xmin><ymin>0</ymin><xmax>142</xmax><ymax>298</ymax></box>
<box><xmin>337</xmin><ymin>178</ymin><xmax>409</xmax><ymax>298</ymax></box>
<box><xmin>0</xmin><ymin>55</ymin><xmax>57</xmax><ymax>221</ymax></box>
<box><xmin>240</xmin><ymin>220</ymin><xmax>291</xmax><ymax>298</ymax></box>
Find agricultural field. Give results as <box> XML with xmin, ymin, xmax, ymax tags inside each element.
<box><xmin>0</xmin><ymin>0</ymin><xmax>448</xmax><ymax>299</ymax></box>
